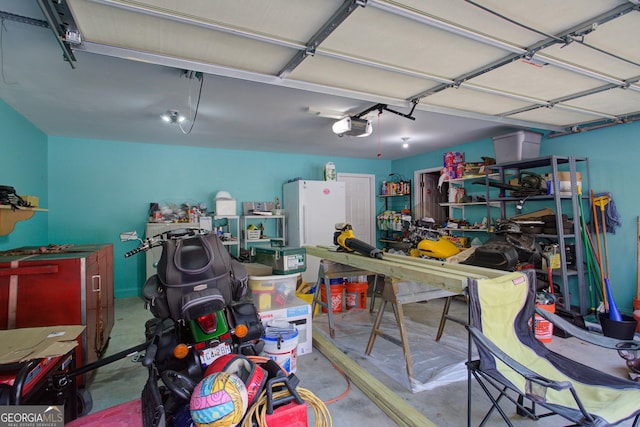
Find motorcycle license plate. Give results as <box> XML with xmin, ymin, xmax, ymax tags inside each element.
<box><xmin>198</xmin><ymin>343</ymin><xmax>231</xmax><ymax>367</ymax></box>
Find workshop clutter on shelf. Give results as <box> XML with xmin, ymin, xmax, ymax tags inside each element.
<box><xmin>0</xmin><ymin>185</ymin><xmax>35</xmax><ymax>208</ymax></box>
<box><xmin>244</xmin><ymin>223</ymin><xmax>262</xmax><ymax>240</ymax></box>
<box><xmin>377</xmin><ymin>210</ymin><xmax>411</xmax><ymax>231</ymax></box>
<box><xmin>443</xmin><ymin>151</ymin><xmax>464</xmax><ymax>179</ymax></box>
<box><xmin>380</xmin><ymin>180</ymin><xmax>411</xmax><ymax>196</ymax></box>
<box><xmin>148</xmin><ymin>200</ymin><xmax>207</xmax><ymax>223</ymax></box>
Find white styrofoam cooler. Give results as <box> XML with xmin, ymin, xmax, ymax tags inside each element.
<box><xmin>492</xmin><ymin>130</ymin><xmax>542</xmax><ymax>164</ymax></box>
<box><xmin>258</xmin><ymin>296</ymin><xmax>312</xmax><ymax>355</ymax></box>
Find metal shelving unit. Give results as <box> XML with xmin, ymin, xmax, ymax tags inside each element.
<box><xmin>377</xmin><ymin>182</ymin><xmax>412</xmax><ymax>249</ymax></box>
<box><xmin>484</xmin><ymin>156</ymin><xmax>591</xmax><ymax>314</ymax></box>
<box><xmin>439</xmin><ymin>174</ymin><xmax>499</xmax><ymax>234</ymax></box>
<box><xmin>241</xmin><ymin>214</ymin><xmax>285</xmax><ymax>249</ymax></box>
<box><xmin>214</xmin><ymin>215</ymin><xmax>240</xmax><ymax>257</ymax></box>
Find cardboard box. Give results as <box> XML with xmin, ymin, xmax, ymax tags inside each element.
<box><xmin>443</xmin><ymin>151</ymin><xmax>464</xmax><ymax>179</ymax></box>
<box><xmin>258</xmin><ymin>297</ymin><xmax>312</xmax><ymax>355</ymax></box>
<box><xmin>215</xmin><ymin>199</ymin><xmax>237</xmax><ymax>216</ymax></box>
<box><xmin>0</xmin><ymin>325</ymin><xmax>85</xmax><ymax>364</ymax></box>
<box><xmin>511</xmin><ymin>207</ymin><xmax>554</xmax><ymax>220</ymax></box>
<box><xmin>462</xmin><ymin>162</ymin><xmax>485</xmax><ymax>177</ymax></box>
<box><xmin>22</xmin><ymin>195</ymin><xmax>39</xmax><ymax>207</ymax></box>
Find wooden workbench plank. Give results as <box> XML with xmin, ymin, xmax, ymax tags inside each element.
<box><xmin>305</xmin><ymin>246</ymin><xmax>468</xmax><ymax>294</ymax></box>
<box><xmin>383</xmin><ymin>253</ymin><xmax>504</xmax><ymax>279</ymax></box>
<box><xmin>313</xmin><ymin>328</ymin><xmax>438</xmax><ymax>427</ymax></box>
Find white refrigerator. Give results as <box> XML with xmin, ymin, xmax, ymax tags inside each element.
<box><xmin>283</xmin><ymin>180</ymin><xmax>346</xmax><ymax>283</ymax></box>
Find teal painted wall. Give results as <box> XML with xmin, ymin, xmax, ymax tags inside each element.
<box><xmin>539</xmin><ymin>122</ymin><xmax>640</xmax><ymax>315</ymax></box>
<box><xmin>3</xmin><ymin>96</ymin><xmax>640</xmax><ymax>314</ymax></box>
<box><xmin>47</xmin><ymin>137</ymin><xmax>391</xmax><ymax>297</ymax></box>
<box><xmin>393</xmin><ymin>121</ymin><xmax>640</xmax><ymax>314</ymax></box>
<box><xmin>0</xmin><ymin>100</ymin><xmax>48</xmax><ymax>250</ymax></box>
<box><xmin>392</xmin><ymin>137</ymin><xmax>495</xmax><ymax>226</ymax></box>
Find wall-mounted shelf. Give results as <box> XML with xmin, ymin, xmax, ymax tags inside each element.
<box><xmin>440</xmin><ymin>227</ymin><xmax>489</xmax><ymax>233</ymax></box>
<box><xmin>439</xmin><ymin>174</ymin><xmax>498</xmax><ymax>238</ymax></box>
<box><xmin>439</xmin><ymin>201</ymin><xmax>500</xmax><ymax>208</ymax></box>
<box><xmin>0</xmin><ymin>205</ymin><xmax>48</xmax><ymax>236</ymax></box>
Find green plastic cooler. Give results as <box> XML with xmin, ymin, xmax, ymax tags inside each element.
<box><xmin>254</xmin><ymin>246</ymin><xmax>306</xmax><ymax>274</ymax></box>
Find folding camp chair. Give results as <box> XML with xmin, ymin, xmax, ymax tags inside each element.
<box><xmin>467</xmin><ymin>270</ymin><xmax>640</xmax><ymax>426</ymax></box>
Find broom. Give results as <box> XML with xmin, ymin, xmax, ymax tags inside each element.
<box><xmin>594</xmin><ymin>194</ymin><xmax>622</xmax><ymax>321</ymax></box>
<box><xmin>591</xmin><ymin>190</ymin><xmax>608</xmax><ymax>311</ymax></box>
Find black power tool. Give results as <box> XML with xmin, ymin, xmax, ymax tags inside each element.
<box><xmin>333</xmin><ymin>223</ymin><xmax>383</xmax><ymax>259</ymax></box>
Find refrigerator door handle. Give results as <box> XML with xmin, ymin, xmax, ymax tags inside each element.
<box><xmin>301</xmin><ymin>205</ymin><xmax>306</xmax><ymax>245</ymax></box>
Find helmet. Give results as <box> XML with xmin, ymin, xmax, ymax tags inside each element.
<box><xmin>495</xmin><ymin>220</ymin><xmax>521</xmax><ymax>234</ymax></box>
<box><xmin>190</xmin><ymin>371</ymin><xmax>248</xmax><ymax>427</ymax></box>
<box><xmin>204</xmin><ymin>354</ymin><xmax>267</xmax><ymax>407</ymax></box>
<box><xmin>215</xmin><ymin>191</ymin><xmax>232</xmax><ymax>200</ymax></box>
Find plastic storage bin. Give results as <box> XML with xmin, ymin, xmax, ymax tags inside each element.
<box><xmin>492</xmin><ymin>130</ymin><xmax>542</xmax><ymax>164</ymax></box>
<box><xmin>248</xmin><ymin>273</ymin><xmax>300</xmax><ymax>310</ymax></box>
<box><xmin>245</xmin><ymin>229</ymin><xmax>261</xmax><ymax>240</ymax></box>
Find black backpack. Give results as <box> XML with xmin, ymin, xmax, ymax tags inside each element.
<box><xmin>154</xmin><ymin>232</ymin><xmax>247</xmax><ymax>321</ymax></box>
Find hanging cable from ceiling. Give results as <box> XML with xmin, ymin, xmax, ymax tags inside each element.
<box><xmin>179</xmin><ymin>70</ymin><xmax>204</xmax><ymax>135</ymax></box>
<box><xmin>464</xmin><ymin>0</ymin><xmax>640</xmax><ymax>68</ymax></box>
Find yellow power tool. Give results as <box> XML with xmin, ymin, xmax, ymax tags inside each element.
<box><xmin>333</xmin><ymin>223</ymin><xmax>383</xmax><ymax>259</ymax></box>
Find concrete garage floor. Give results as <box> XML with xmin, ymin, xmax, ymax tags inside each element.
<box><xmin>84</xmin><ymin>295</ymin><xmax>639</xmax><ymax>426</ymax></box>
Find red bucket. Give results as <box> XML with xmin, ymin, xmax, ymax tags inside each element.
<box><xmin>345</xmin><ymin>282</ymin><xmax>368</xmax><ymax>310</ymax></box>
<box><xmin>321</xmin><ymin>284</ymin><xmax>344</xmax><ymax>313</ymax></box>
<box><xmin>532</xmin><ymin>303</ymin><xmax>555</xmax><ymax>343</ymax></box>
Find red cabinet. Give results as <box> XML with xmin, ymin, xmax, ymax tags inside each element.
<box><xmin>0</xmin><ymin>244</ymin><xmax>114</xmax><ymax>376</ymax></box>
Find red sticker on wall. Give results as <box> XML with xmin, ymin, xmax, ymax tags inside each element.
<box><xmin>323</xmin><ymin>188</ymin><xmax>330</xmax><ymax>195</ymax></box>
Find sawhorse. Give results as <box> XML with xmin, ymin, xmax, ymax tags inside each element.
<box><xmin>312</xmin><ymin>259</ymin><xmax>378</xmax><ymax>338</ymax></box>
<box><xmin>365</xmin><ymin>277</ymin><xmax>459</xmax><ymax>389</ymax></box>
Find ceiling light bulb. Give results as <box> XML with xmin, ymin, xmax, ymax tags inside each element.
<box><xmin>161</xmin><ymin>110</ymin><xmax>186</xmax><ymax>124</ymax></box>
<box><xmin>403</xmin><ymin>143</ymin><xmax>409</xmax><ymax>148</ymax></box>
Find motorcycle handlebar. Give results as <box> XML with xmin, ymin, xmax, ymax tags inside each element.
<box><xmin>123</xmin><ymin>228</ymin><xmax>202</xmax><ymax>259</ymax></box>
<box><xmin>124</xmin><ymin>247</ymin><xmax>145</xmax><ymax>258</ymax></box>
<box><xmin>123</xmin><ymin>238</ymin><xmax>161</xmax><ymax>258</ymax></box>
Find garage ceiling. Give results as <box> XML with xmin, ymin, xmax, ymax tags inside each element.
<box><xmin>1</xmin><ymin>0</ymin><xmax>639</xmax><ymax>159</ymax></box>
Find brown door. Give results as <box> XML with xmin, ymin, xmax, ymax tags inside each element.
<box><xmin>418</xmin><ymin>172</ymin><xmax>448</xmax><ymax>225</ymax></box>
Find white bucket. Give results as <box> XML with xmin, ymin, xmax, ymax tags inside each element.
<box><xmin>263</xmin><ymin>321</ymin><xmax>299</xmax><ymax>374</ymax></box>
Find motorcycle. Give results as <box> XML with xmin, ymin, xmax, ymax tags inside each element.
<box><xmin>0</xmin><ymin>229</ymin><xmax>268</xmax><ymax>427</ymax></box>
<box><xmin>406</xmin><ymin>219</ymin><xmax>460</xmax><ymax>260</ymax></box>
<box><xmin>462</xmin><ymin>219</ymin><xmax>543</xmax><ymax>272</ymax></box>
<box><xmin>121</xmin><ymin>228</ymin><xmax>264</xmax><ymax>378</ymax></box>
